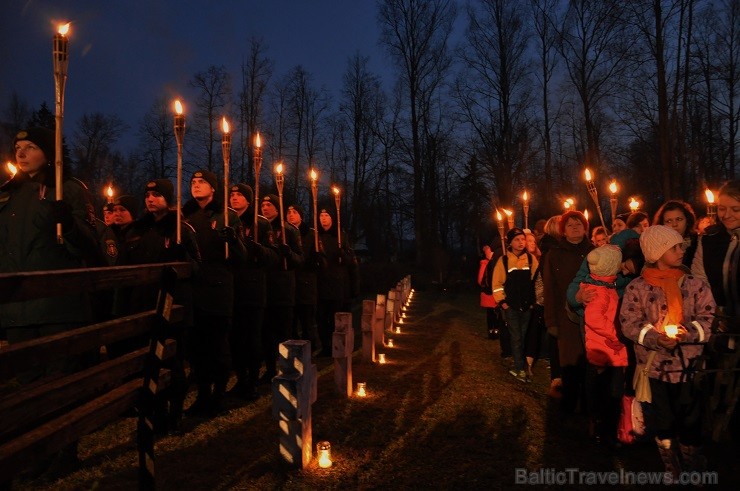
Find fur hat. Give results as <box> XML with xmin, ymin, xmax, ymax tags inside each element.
<box><xmin>144</xmin><ymin>179</ymin><xmax>174</xmax><ymax>204</ymax></box>
<box><xmin>262</xmin><ymin>193</ymin><xmax>281</xmax><ymax>213</ymax></box>
<box><xmin>506</xmin><ymin>227</ymin><xmax>526</xmax><ymax>245</ymax></box>
<box><xmin>114</xmin><ymin>195</ymin><xmax>139</xmax><ymax>217</ymax></box>
<box><xmin>191</xmin><ymin>169</ymin><xmax>218</xmax><ymax>191</ymax></box>
<box><xmin>587</xmin><ymin>245</ymin><xmax>622</xmax><ymax>277</ymax></box>
<box><xmin>639</xmin><ymin>225</ymin><xmax>683</xmax><ymax>263</ymax></box>
<box><xmin>14</xmin><ymin>127</ymin><xmax>55</xmax><ymax>163</ymax></box>
<box><xmin>230</xmin><ymin>183</ymin><xmax>253</xmax><ymax>203</ymax></box>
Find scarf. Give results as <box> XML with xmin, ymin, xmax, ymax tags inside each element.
<box><xmin>642</xmin><ymin>267</ymin><xmax>685</xmax><ymax>327</ymax></box>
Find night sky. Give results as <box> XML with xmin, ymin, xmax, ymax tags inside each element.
<box><xmin>1</xmin><ymin>0</ymin><xmax>391</xmax><ymax>151</ymax></box>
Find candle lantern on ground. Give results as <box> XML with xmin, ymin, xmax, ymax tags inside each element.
<box><xmin>356</xmin><ymin>382</ymin><xmax>367</xmax><ymax>397</ymax></box>
<box><xmin>221</xmin><ymin>117</ymin><xmax>231</xmax><ymax>258</ymax></box>
<box><xmin>496</xmin><ymin>210</ymin><xmax>506</xmax><ymax>253</ymax></box>
<box><xmin>378</xmin><ymin>353</ymin><xmax>387</xmax><ymax>364</ymax></box>
<box><xmin>173</xmin><ymin>100</ymin><xmax>186</xmax><ymax>244</ymax></box>
<box><xmin>332</xmin><ymin>186</ymin><xmax>342</xmax><ymax>250</ymax></box>
<box><xmin>53</xmin><ymin>23</ymin><xmax>70</xmax><ymax>243</ymax></box>
<box><xmin>609</xmin><ymin>180</ymin><xmax>618</xmax><ymax>228</ymax></box>
<box><xmin>316</xmin><ymin>441</ymin><xmax>332</xmax><ymax>468</ymax></box>
<box><xmin>522</xmin><ymin>191</ymin><xmax>529</xmax><ymax>230</ymax></box>
<box><xmin>584</xmin><ymin>168</ymin><xmax>607</xmax><ymax>231</ymax></box>
<box><xmin>386</xmin><ymin>338</ymin><xmax>394</xmax><ymax>348</ymax></box>
<box><xmin>310</xmin><ymin>169</ymin><xmax>319</xmax><ymax>252</ymax></box>
<box><xmin>705</xmin><ymin>189</ymin><xmax>717</xmax><ymax>224</ymax></box>
<box><xmin>253</xmin><ymin>133</ymin><xmax>263</xmax><ymax>242</ymax></box>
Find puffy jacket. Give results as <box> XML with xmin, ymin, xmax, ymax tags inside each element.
<box><xmin>581</xmin><ymin>275</ymin><xmax>627</xmax><ymax>367</ymax></box>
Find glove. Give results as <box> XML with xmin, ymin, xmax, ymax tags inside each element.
<box><xmin>218</xmin><ymin>226</ymin><xmax>238</xmax><ymax>244</ymax></box>
<box><xmin>49</xmin><ymin>200</ymin><xmax>74</xmax><ymax>228</ymax></box>
<box><xmin>278</xmin><ymin>243</ymin><xmax>292</xmax><ymax>257</ymax></box>
<box><xmin>244</xmin><ymin>238</ymin><xmax>259</xmax><ymax>253</ymax></box>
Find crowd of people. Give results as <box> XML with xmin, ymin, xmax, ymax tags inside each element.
<box><xmin>0</xmin><ymin>127</ymin><xmax>360</xmax><ymax>433</ymax></box>
<box><xmin>478</xmin><ymin>181</ymin><xmax>739</xmax><ymax>478</ymax></box>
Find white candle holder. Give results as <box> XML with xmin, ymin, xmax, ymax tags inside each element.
<box><xmin>386</xmin><ymin>339</ymin><xmax>394</xmax><ymax>348</ymax></box>
<box><xmin>378</xmin><ymin>353</ymin><xmax>386</xmax><ymax>364</ymax></box>
<box><xmin>356</xmin><ymin>382</ymin><xmax>367</xmax><ymax>397</ymax></box>
<box><xmin>316</xmin><ymin>441</ymin><xmax>332</xmax><ymax>468</ymax></box>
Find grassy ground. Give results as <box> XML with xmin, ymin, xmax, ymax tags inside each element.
<box><xmin>16</xmin><ymin>285</ymin><xmax>739</xmax><ymax>490</ymax></box>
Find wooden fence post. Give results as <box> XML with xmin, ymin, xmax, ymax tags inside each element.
<box><xmin>361</xmin><ymin>300</ymin><xmax>375</xmax><ymax>363</ymax></box>
<box><xmin>333</xmin><ymin>312</ymin><xmax>353</xmax><ymax>397</ymax></box>
<box><xmin>271</xmin><ymin>340</ymin><xmax>317</xmax><ymax>468</ymax></box>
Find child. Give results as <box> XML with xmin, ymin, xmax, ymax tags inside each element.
<box><xmin>581</xmin><ymin>245</ymin><xmax>627</xmax><ymax>446</ymax></box>
<box><xmin>619</xmin><ymin>225</ymin><xmax>715</xmax><ymax>476</ymax></box>
<box><xmin>492</xmin><ymin>228</ymin><xmax>539</xmax><ymax>382</ymax></box>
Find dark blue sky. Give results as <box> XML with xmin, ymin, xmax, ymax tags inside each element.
<box><xmin>1</xmin><ymin>0</ymin><xmax>392</xmax><ymax>150</ymax></box>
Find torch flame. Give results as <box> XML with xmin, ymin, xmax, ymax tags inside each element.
<box><xmin>609</xmin><ymin>180</ymin><xmax>618</xmax><ymax>194</ymax></box>
<box><xmin>496</xmin><ymin>210</ymin><xmax>503</xmax><ymax>221</ymax></box>
<box><xmin>174</xmin><ymin>100</ymin><xmax>183</xmax><ymax>115</ymax></box>
<box><xmin>310</xmin><ymin>169</ymin><xmax>318</xmax><ymax>181</ymax></box>
<box><xmin>705</xmin><ymin>189</ymin><xmax>715</xmax><ymax>204</ymax></box>
<box><xmin>6</xmin><ymin>162</ymin><xmax>17</xmax><ymax>177</ymax></box>
<box><xmin>584</xmin><ymin>168</ymin><xmax>592</xmax><ymax>181</ymax></box>
<box><xmin>629</xmin><ymin>197</ymin><xmax>639</xmax><ymax>211</ymax></box>
<box><xmin>522</xmin><ymin>190</ymin><xmax>528</xmax><ymax>201</ymax></box>
<box><xmin>221</xmin><ymin>117</ymin><xmax>230</xmax><ymax>134</ymax></box>
<box><xmin>254</xmin><ymin>133</ymin><xmax>261</xmax><ymax>148</ymax></box>
<box><xmin>58</xmin><ymin>23</ymin><xmax>70</xmax><ymax>36</ymax></box>
<box><xmin>563</xmin><ymin>200</ymin><xmax>572</xmax><ymax>210</ymax></box>
<box><xmin>503</xmin><ymin>208</ymin><xmax>513</xmax><ymax>217</ymax></box>
<box><xmin>332</xmin><ymin>186</ymin><xmax>340</xmax><ymax>196</ymax></box>
<box><xmin>106</xmin><ymin>185</ymin><xmax>113</xmax><ymax>198</ymax></box>
<box><xmin>584</xmin><ymin>209</ymin><xmax>590</xmax><ymax>221</ymax></box>
<box><xmin>275</xmin><ymin>162</ymin><xmax>283</xmax><ymax>174</ymax></box>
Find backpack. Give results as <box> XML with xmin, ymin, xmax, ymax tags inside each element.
<box><xmin>480</xmin><ymin>258</ymin><xmax>495</xmax><ymax>295</ymax></box>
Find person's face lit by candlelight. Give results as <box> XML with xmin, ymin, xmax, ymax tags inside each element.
<box><xmin>320</xmin><ymin>211</ymin><xmax>332</xmax><ymax>231</ymax></box>
<box><xmin>287</xmin><ymin>206</ymin><xmax>302</xmax><ymax>227</ymax></box>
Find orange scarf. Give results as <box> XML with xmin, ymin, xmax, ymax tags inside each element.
<box><xmin>642</xmin><ymin>267</ymin><xmax>685</xmax><ymax>327</ymax></box>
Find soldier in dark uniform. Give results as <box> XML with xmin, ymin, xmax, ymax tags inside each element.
<box><xmin>228</xmin><ymin>183</ymin><xmax>278</xmax><ymax>400</ymax></box>
<box><xmin>260</xmin><ymin>193</ymin><xmax>303</xmax><ymax>382</ymax></box>
<box><xmin>115</xmin><ymin>178</ymin><xmax>201</xmax><ymax>433</ymax></box>
<box><xmin>286</xmin><ymin>203</ymin><xmax>324</xmax><ymax>354</ymax></box>
<box><xmin>182</xmin><ymin>169</ymin><xmax>245</xmax><ymax>417</ymax></box>
<box><xmin>110</xmin><ymin>195</ymin><xmax>138</xmax><ymax>245</ymax></box>
<box><xmin>316</xmin><ymin>204</ymin><xmax>359</xmax><ymax>356</ymax></box>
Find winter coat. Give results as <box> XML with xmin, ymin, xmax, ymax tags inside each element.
<box><xmin>233</xmin><ymin>210</ymin><xmax>278</xmax><ymax>309</ymax></box>
<box><xmin>294</xmin><ymin>221</ymin><xmax>325</xmax><ymax>306</ymax></box>
<box><xmin>491</xmin><ymin>251</ymin><xmax>538</xmax><ymax>309</ymax></box>
<box><xmin>477</xmin><ymin>258</ymin><xmax>497</xmax><ymax>308</ymax></box>
<box><xmin>317</xmin><ymin>225</ymin><xmax>358</xmax><ymax>303</ymax></box>
<box><xmin>543</xmin><ymin>237</ymin><xmax>594</xmax><ymax>366</ymax></box>
<box><xmin>619</xmin><ymin>270</ymin><xmax>715</xmax><ymax>383</ymax></box>
<box><xmin>0</xmin><ymin>170</ymin><xmax>99</xmax><ymax>328</ymax></box>
<box><xmin>265</xmin><ymin>217</ymin><xmax>303</xmax><ymax>307</ymax></box>
<box><xmin>581</xmin><ymin>274</ymin><xmax>627</xmax><ymax>367</ymax></box>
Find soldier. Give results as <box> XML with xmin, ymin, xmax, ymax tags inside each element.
<box><xmin>228</xmin><ymin>183</ymin><xmax>278</xmax><ymax>400</ymax></box>
<box><xmin>109</xmin><ymin>195</ymin><xmax>138</xmax><ymax>244</ymax></box>
<box><xmin>182</xmin><ymin>169</ymin><xmax>245</xmax><ymax>417</ymax></box>
<box><xmin>286</xmin><ymin>203</ymin><xmax>324</xmax><ymax>354</ymax></box>
<box><xmin>260</xmin><ymin>193</ymin><xmax>303</xmax><ymax>382</ymax></box>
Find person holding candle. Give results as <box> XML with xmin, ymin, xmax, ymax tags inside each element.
<box><xmin>228</xmin><ymin>183</ymin><xmax>278</xmax><ymax>400</ymax></box>
<box><xmin>182</xmin><ymin>169</ymin><xmax>246</xmax><ymax>417</ymax></box>
<box><xmin>652</xmin><ymin>200</ymin><xmax>698</xmax><ymax>268</ymax></box>
<box><xmin>620</xmin><ymin>225</ymin><xmax>714</xmax><ymax>476</ymax></box>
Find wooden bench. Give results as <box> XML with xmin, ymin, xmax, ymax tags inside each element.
<box><xmin>0</xmin><ymin>262</ymin><xmax>191</xmax><ymax>489</ymax></box>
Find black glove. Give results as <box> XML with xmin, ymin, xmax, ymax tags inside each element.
<box><xmin>244</xmin><ymin>238</ymin><xmax>259</xmax><ymax>253</ymax></box>
<box><xmin>278</xmin><ymin>243</ymin><xmax>292</xmax><ymax>257</ymax></box>
<box><xmin>49</xmin><ymin>200</ymin><xmax>74</xmax><ymax>228</ymax></box>
<box><xmin>218</xmin><ymin>226</ymin><xmax>238</xmax><ymax>244</ymax></box>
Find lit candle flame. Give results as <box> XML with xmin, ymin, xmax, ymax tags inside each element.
<box><xmin>310</xmin><ymin>169</ymin><xmax>318</xmax><ymax>181</ymax></box>
<box><xmin>254</xmin><ymin>132</ymin><xmax>261</xmax><ymax>148</ymax></box>
<box><xmin>221</xmin><ymin>117</ymin><xmax>230</xmax><ymax>134</ymax></box>
<box><xmin>496</xmin><ymin>210</ymin><xmax>503</xmax><ymax>221</ymax></box>
<box><xmin>503</xmin><ymin>208</ymin><xmax>513</xmax><ymax>217</ymax></box>
<box><xmin>664</xmin><ymin>324</ymin><xmax>678</xmax><ymax>339</ymax></box>
<box><xmin>6</xmin><ymin>162</ymin><xmax>17</xmax><ymax>177</ymax></box>
<box><xmin>332</xmin><ymin>186</ymin><xmax>340</xmax><ymax>196</ymax></box>
<box><xmin>317</xmin><ymin>442</ymin><xmax>332</xmax><ymax>468</ymax></box>
<box><xmin>275</xmin><ymin>162</ymin><xmax>283</xmax><ymax>175</ymax></box>
<box><xmin>705</xmin><ymin>189</ymin><xmax>715</xmax><ymax>204</ymax></box>
<box><xmin>584</xmin><ymin>168</ymin><xmax>592</xmax><ymax>181</ymax></box>
<box><xmin>106</xmin><ymin>185</ymin><xmax>113</xmax><ymax>199</ymax></box>
<box><xmin>609</xmin><ymin>180</ymin><xmax>618</xmax><ymax>194</ymax></box>
<box><xmin>58</xmin><ymin>23</ymin><xmax>70</xmax><ymax>36</ymax></box>
<box><xmin>356</xmin><ymin>383</ymin><xmax>367</xmax><ymax>397</ymax></box>
<box><xmin>522</xmin><ymin>190</ymin><xmax>528</xmax><ymax>202</ymax></box>
<box><xmin>584</xmin><ymin>209</ymin><xmax>590</xmax><ymax>221</ymax></box>
<box><xmin>174</xmin><ymin>99</ymin><xmax>183</xmax><ymax>115</ymax></box>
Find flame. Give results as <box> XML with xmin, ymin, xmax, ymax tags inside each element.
<box><xmin>629</xmin><ymin>197</ymin><xmax>639</xmax><ymax>211</ymax></box>
<box><xmin>522</xmin><ymin>190</ymin><xmax>528</xmax><ymax>201</ymax></box>
<box><xmin>254</xmin><ymin>132</ymin><xmax>261</xmax><ymax>148</ymax></box>
<box><xmin>332</xmin><ymin>186</ymin><xmax>340</xmax><ymax>196</ymax></box>
<box><xmin>705</xmin><ymin>189</ymin><xmax>715</xmax><ymax>204</ymax></box>
<box><xmin>609</xmin><ymin>180</ymin><xmax>618</xmax><ymax>194</ymax></box>
<box><xmin>584</xmin><ymin>209</ymin><xmax>590</xmax><ymax>221</ymax></box>
<box><xmin>584</xmin><ymin>168</ymin><xmax>592</xmax><ymax>181</ymax></box>
<box><xmin>563</xmin><ymin>200</ymin><xmax>572</xmax><ymax>210</ymax></box>
<box><xmin>174</xmin><ymin>100</ymin><xmax>183</xmax><ymax>115</ymax></box>
<box><xmin>275</xmin><ymin>162</ymin><xmax>283</xmax><ymax>174</ymax></box>
<box><xmin>221</xmin><ymin>117</ymin><xmax>230</xmax><ymax>134</ymax></box>
<box><xmin>496</xmin><ymin>210</ymin><xmax>503</xmax><ymax>221</ymax></box>
<box><xmin>106</xmin><ymin>185</ymin><xmax>113</xmax><ymax>198</ymax></box>
<box><xmin>503</xmin><ymin>208</ymin><xmax>513</xmax><ymax>217</ymax></box>
<box><xmin>310</xmin><ymin>169</ymin><xmax>318</xmax><ymax>181</ymax></box>
<box><xmin>58</xmin><ymin>23</ymin><xmax>70</xmax><ymax>36</ymax></box>
<box><xmin>6</xmin><ymin>162</ymin><xmax>17</xmax><ymax>177</ymax></box>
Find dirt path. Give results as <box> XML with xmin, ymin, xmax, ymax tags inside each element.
<box><xmin>25</xmin><ymin>287</ymin><xmax>737</xmax><ymax>489</ymax></box>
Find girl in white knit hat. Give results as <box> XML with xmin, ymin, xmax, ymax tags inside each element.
<box><xmin>619</xmin><ymin>225</ymin><xmax>715</xmax><ymax>479</ymax></box>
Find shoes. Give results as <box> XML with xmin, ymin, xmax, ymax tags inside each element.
<box><xmin>509</xmin><ymin>369</ymin><xmax>529</xmax><ymax>383</ymax></box>
<box><xmin>488</xmin><ymin>328</ymin><xmax>499</xmax><ymax>340</ymax></box>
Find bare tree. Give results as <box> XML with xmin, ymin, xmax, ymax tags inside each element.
<box><xmin>378</xmin><ymin>0</ymin><xmax>457</xmax><ymax>264</ymax></box>
<box><xmin>71</xmin><ymin>112</ymin><xmax>129</xmax><ymax>195</ymax></box>
<box><xmin>189</xmin><ymin>65</ymin><xmax>232</xmax><ymax>173</ymax></box>
<box><xmin>137</xmin><ymin>96</ymin><xmax>175</xmax><ymax>179</ymax></box>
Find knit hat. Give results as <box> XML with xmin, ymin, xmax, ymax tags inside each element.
<box><xmin>639</xmin><ymin>225</ymin><xmax>683</xmax><ymax>263</ymax></box>
<box><xmin>114</xmin><ymin>195</ymin><xmax>139</xmax><ymax>217</ymax></box>
<box><xmin>230</xmin><ymin>183</ymin><xmax>253</xmax><ymax>204</ymax></box>
<box><xmin>262</xmin><ymin>193</ymin><xmax>281</xmax><ymax>213</ymax></box>
<box><xmin>144</xmin><ymin>178</ymin><xmax>174</xmax><ymax>204</ymax></box>
<box><xmin>506</xmin><ymin>227</ymin><xmax>526</xmax><ymax>244</ymax></box>
<box><xmin>287</xmin><ymin>204</ymin><xmax>304</xmax><ymax>218</ymax></box>
<box><xmin>587</xmin><ymin>245</ymin><xmax>622</xmax><ymax>277</ymax></box>
<box><xmin>191</xmin><ymin>169</ymin><xmax>218</xmax><ymax>191</ymax></box>
<box><xmin>14</xmin><ymin>127</ymin><xmax>55</xmax><ymax>163</ymax></box>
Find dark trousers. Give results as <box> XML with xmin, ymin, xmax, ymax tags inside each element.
<box><xmin>317</xmin><ymin>299</ymin><xmax>343</xmax><ymax>355</ymax></box>
<box><xmin>548</xmin><ymin>334</ymin><xmax>561</xmax><ymax>380</ymax></box>
<box><xmin>504</xmin><ymin>308</ymin><xmax>531</xmax><ymax>371</ymax></box>
<box><xmin>650</xmin><ymin>378</ymin><xmax>704</xmax><ymax>446</ymax></box>
<box><xmin>525</xmin><ymin>305</ymin><xmax>548</xmax><ymax>360</ymax></box>
<box><xmin>585</xmin><ymin>365</ymin><xmax>625</xmax><ymax>441</ymax></box>
<box><xmin>231</xmin><ymin>305</ymin><xmax>264</xmax><ymax>387</ymax></box>
<box><xmin>560</xmin><ymin>356</ymin><xmax>587</xmax><ymax>413</ymax></box>
<box><xmin>263</xmin><ymin>306</ymin><xmax>293</xmax><ymax>375</ymax></box>
<box><xmin>188</xmin><ymin>311</ymin><xmax>231</xmax><ymax>401</ymax></box>
<box><xmin>293</xmin><ymin>303</ymin><xmax>320</xmax><ymax>352</ymax></box>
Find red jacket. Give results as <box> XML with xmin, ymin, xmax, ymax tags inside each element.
<box><xmin>581</xmin><ymin>274</ymin><xmax>627</xmax><ymax>367</ymax></box>
<box><xmin>478</xmin><ymin>258</ymin><xmax>498</xmax><ymax>308</ymax></box>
